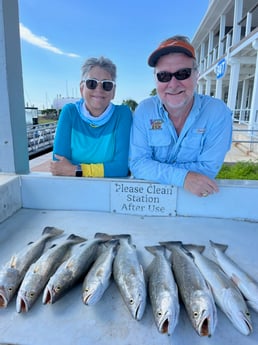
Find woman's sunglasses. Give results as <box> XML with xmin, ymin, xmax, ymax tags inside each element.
<box><xmin>82</xmin><ymin>78</ymin><xmax>115</xmax><ymax>92</ymax></box>
<box><xmin>156</xmin><ymin>68</ymin><xmax>193</xmax><ymax>82</ymax></box>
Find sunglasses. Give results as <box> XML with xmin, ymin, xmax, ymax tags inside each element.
<box><xmin>82</xmin><ymin>78</ymin><xmax>115</xmax><ymax>92</ymax></box>
<box><xmin>156</xmin><ymin>68</ymin><xmax>193</xmax><ymax>82</ymax></box>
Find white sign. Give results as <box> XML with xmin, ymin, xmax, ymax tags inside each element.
<box><xmin>111</xmin><ymin>181</ymin><xmax>177</xmax><ymax>216</ymax></box>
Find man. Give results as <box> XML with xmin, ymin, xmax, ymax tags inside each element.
<box><xmin>129</xmin><ymin>35</ymin><xmax>232</xmax><ymax>197</ymax></box>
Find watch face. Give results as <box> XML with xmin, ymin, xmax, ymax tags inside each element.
<box><xmin>76</xmin><ymin>170</ymin><xmax>83</xmax><ymax>177</ymax></box>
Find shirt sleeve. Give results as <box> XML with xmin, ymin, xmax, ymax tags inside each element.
<box><xmin>103</xmin><ymin>105</ymin><xmax>132</xmax><ymax>177</ymax></box>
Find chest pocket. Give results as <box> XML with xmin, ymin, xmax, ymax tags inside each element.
<box><xmin>148</xmin><ymin>127</ymin><xmax>173</xmax><ymax>162</ymax></box>
<box><xmin>148</xmin><ymin>127</ymin><xmax>172</xmax><ymax>146</ymax></box>
<box><xmin>179</xmin><ymin>130</ymin><xmax>205</xmax><ymax>160</ymax></box>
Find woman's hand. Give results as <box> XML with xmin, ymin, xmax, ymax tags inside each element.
<box><xmin>50</xmin><ymin>154</ymin><xmax>76</xmax><ymax>176</ymax></box>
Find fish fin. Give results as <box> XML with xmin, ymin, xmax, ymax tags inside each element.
<box><xmin>209</xmin><ymin>240</ymin><xmax>228</xmax><ymax>252</ymax></box>
<box><xmin>33</xmin><ymin>264</ymin><xmax>40</xmax><ymax>273</ymax></box>
<box><xmin>65</xmin><ymin>260</ymin><xmax>74</xmax><ymax>270</ymax></box>
<box><xmin>183</xmin><ymin>244</ymin><xmax>205</xmax><ymax>253</ymax></box>
<box><xmin>231</xmin><ymin>273</ymin><xmax>241</xmax><ymax>286</ymax></box>
<box><xmin>42</xmin><ymin>226</ymin><xmax>65</xmax><ymax>237</ymax></box>
<box><xmin>66</xmin><ymin>234</ymin><xmax>87</xmax><ymax>243</ymax></box>
<box><xmin>10</xmin><ymin>255</ymin><xmax>17</xmax><ymax>268</ymax></box>
<box><xmin>27</xmin><ymin>241</ymin><xmax>34</xmax><ymax>245</ymax></box>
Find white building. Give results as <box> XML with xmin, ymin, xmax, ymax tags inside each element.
<box><xmin>52</xmin><ymin>96</ymin><xmax>80</xmax><ymax>111</ymax></box>
<box><xmin>192</xmin><ymin>0</ymin><xmax>258</xmax><ymax>134</ymax></box>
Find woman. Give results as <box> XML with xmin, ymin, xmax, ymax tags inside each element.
<box><xmin>51</xmin><ymin>56</ymin><xmax>132</xmax><ymax>178</ymax></box>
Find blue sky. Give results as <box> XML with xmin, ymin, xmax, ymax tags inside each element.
<box><xmin>18</xmin><ymin>0</ymin><xmax>210</xmax><ymax>109</ymax></box>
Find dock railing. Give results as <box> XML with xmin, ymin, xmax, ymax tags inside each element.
<box><xmin>27</xmin><ymin>122</ymin><xmax>57</xmax><ymax>158</ymax></box>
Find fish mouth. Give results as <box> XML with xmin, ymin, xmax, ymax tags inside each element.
<box><xmin>231</xmin><ymin>311</ymin><xmax>253</xmax><ymax>335</ymax></box>
<box><xmin>157</xmin><ymin>313</ymin><xmax>178</xmax><ymax>336</ymax></box>
<box><xmin>197</xmin><ymin>309</ymin><xmax>216</xmax><ymax>337</ymax></box>
<box><xmin>241</xmin><ymin>318</ymin><xmax>253</xmax><ymax>335</ymax></box>
<box><xmin>0</xmin><ymin>290</ymin><xmax>8</xmax><ymax>308</ymax></box>
<box><xmin>82</xmin><ymin>293</ymin><xmax>92</xmax><ymax>305</ymax></box>
<box><xmin>133</xmin><ymin>301</ymin><xmax>146</xmax><ymax>321</ymax></box>
<box><xmin>42</xmin><ymin>287</ymin><xmax>53</xmax><ymax>304</ymax></box>
<box><xmin>16</xmin><ymin>295</ymin><xmax>29</xmax><ymax>313</ymax></box>
<box><xmin>198</xmin><ymin>316</ymin><xmax>210</xmax><ymax>336</ymax></box>
<box><xmin>158</xmin><ymin>318</ymin><xmax>169</xmax><ymax>334</ymax></box>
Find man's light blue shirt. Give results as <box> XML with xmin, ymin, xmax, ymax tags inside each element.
<box><xmin>129</xmin><ymin>94</ymin><xmax>232</xmax><ymax>187</ymax></box>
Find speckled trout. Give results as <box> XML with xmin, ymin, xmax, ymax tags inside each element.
<box><xmin>160</xmin><ymin>241</ymin><xmax>217</xmax><ymax>337</ymax></box>
<box><xmin>82</xmin><ymin>239</ymin><xmax>119</xmax><ymax>305</ymax></box>
<box><xmin>185</xmin><ymin>244</ymin><xmax>252</xmax><ymax>335</ymax></box>
<box><xmin>145</xmin><ymin>245</ymin><xmax>180</xmax><ymax>335</ymax></box>
<box><xmin>0</xmin><ymin>226</ymin><xmax>64</xmax><ymax>308</ymax></box>
<box><xmin>209</xmin><ymin>240</ymin><xmax>258</xmax><ymax>313</ymax></box>
<box><xmin>42</xmin><ymin>238</ymin><xmax>105</xmax><ymax>304</ymax></box>
<box><xmin>113</xmin><ymin>235</ymin><xmax>147</xmax><ymax>320</ymax></box>
<box><xmin>95</xmin><ymin>233</ymin><xmax>147</xmax><ymax>320</ymax></box>
<box><xmin>16</xmin><ymin>234</ymin><xmax>86</xmax><ymax>312</ymax></box>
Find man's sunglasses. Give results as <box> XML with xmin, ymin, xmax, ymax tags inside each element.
<box><xmin>82</xmin><ymin>78</ymin><xmax>115</xmax><ymax>92</ymax></box>
<box><xmin>156</xmin><ymin>68</ymin><xmax>193</xmax><ymax>82</ymax></box>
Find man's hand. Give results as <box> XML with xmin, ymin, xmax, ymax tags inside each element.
<box><xmin>50</xmin><ymin>155</ymin><xmax>76</xmax><ymax>176</ymax></box>
<box><xmin>184</xmin><ymin>171</ymin><xmax>219</xmax><ymax>197</ymax></box>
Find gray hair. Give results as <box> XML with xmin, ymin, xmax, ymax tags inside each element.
<box><xmin>81</xmin><ymin>56</ymin><xmax>117</xmax><ymax>81</ymax></box>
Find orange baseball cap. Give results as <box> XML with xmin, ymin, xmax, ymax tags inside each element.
<box><xmin>148</xmin><ymin>38</ymin><xmax>196</xmax><ymax>67</ymax></box>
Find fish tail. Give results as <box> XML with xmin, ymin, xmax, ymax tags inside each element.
<box><xmin>159</xmin><ymin>241</ymin><xmax>183</xmax><ymax>251</ymax></box>
<box><xmin>94</xmin><ymin>232</ymin><xmax>113</xmax><ymax>240</ymax></box>
<box><xmin>95</xmin><ymin>232</ymin><xmax>131</xmax><ymax>242</ymax></box>
<box><xmin>183</xmin><ymin>244</ymin><xmax>205</xmax><ymax>253</ymax></box>
<box><xmin>209</xmin><ymin>240</ymin><xmax>228</xmax><ymax>252</ymax></box>
<box><xmin>66</xmin><ymin>234</ymin><xmax>87</xmax><ymax>243</ymax></box>
<box><xmin>145</xmin><ymin>245</ymin><xmax>165</xmax><ymax>256</ymax></box>
<box><xmin>99</xmin><ymin>238</ymin><xmax>120</xmax><ymax>251</ymax></box>
<box><xmin>107</xmin><ymin>238</ymin><xmax>120</xmax><ymax>249</ymax></box>
<box><xmin>42</xmin><ymin>226</ymin><xmax>64</xmax><ymax>237</ymax></box>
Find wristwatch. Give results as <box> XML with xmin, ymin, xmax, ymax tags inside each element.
<box><xmin>75</xmin><ymin>164</ymin><xmax>83</xmax><ymax>177</ymax></box>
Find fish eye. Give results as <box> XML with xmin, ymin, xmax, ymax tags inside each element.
<box><xmin>246</xmin><ymin>311</ymin><xmax>250</xmax><ymax>317</ymax></box>
<box><xmin>30</xmin><ymin>292</ymin><xmax>35</xmax><ymax>298</ymax></box>
<box><xmin>129</xmin><ymin>298</ymin><xmax>134</xmax><ymax>305</ymax></box>
<box><xmin>193</xmin><ymin>311</ymin><xmax>199</xmax><ymax>318</ymax></box>
<box><xmin>8</xmin><ymin>287</ymin><xmax>13</xmax><ymax>292</ymax></box>
<box><xmin>55</xmin><ymin>285</ymin><xmax>61</xmax><ymax>291</ymax></box>
<box><xmin>84</xmin><ymin>288</ymin><xmax>89</xmax><ymax>293</ymax></box>
<box><xmin>157</xmin><ymin>310</ymin><xmax>162</xmax><ymax>317</ymax></box>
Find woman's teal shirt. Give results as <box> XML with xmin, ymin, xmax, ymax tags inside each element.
<box><xmin>53</xmin><ymin>100</ymin><xmax>132</xmax><ymax>177</ymax></box>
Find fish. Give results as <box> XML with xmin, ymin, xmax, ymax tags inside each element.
<box><xmin>185</xmin><ymin>244</ymin><xmax>253</xmax><ymax>335</ymax></box>
<box><xmin>0</xmin><ymin>226</ymin><xmax>64</xmax><ymax>308</ymax></box>
<box><xmin>82</xmin><ymin>239</ymin><xmax>119</xmax><ymax>305</ymax></box>
<box><xmin>145</xmin><ymin>245</ymin><xmax>180</xmax><ymax>336</ymax></box>
<box><xmin>42</xmin><ymin>238</ymin><xmax>105</xmax><ymax>304</ymax></box>
<box><xmin>96</xmin><ymin>233</ymin><xmax>147</xmax><ymax>320</ymax></box>
<box><xmin>16</xmin><ymin>234</ymin><xmax>86</xmax><ymax>312</ymax></box>
<box><xmin>160</xmin><ymin>241</ymin><xmax>217</xmax><ymax>337</ymax></box>
<box><xmin>209</xmin><ymin>240</ymin><xmax>258</xmax><ymax>313</ymax></box>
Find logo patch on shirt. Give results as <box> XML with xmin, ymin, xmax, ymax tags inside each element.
<box><xmin>150</xmin><ymin>119</ymin><xmax>163</xmax><ymax>130</ymax></box>
<box><xmin>196</xmin><ymin>128</ymin><xmax>206</xmax><ymax>133</ymax></box>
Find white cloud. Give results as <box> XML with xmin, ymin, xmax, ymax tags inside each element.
<box><xmin>19</xmin><ymin>23</ymin><xmax>80</xmax><ymax>58</ymax></box>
